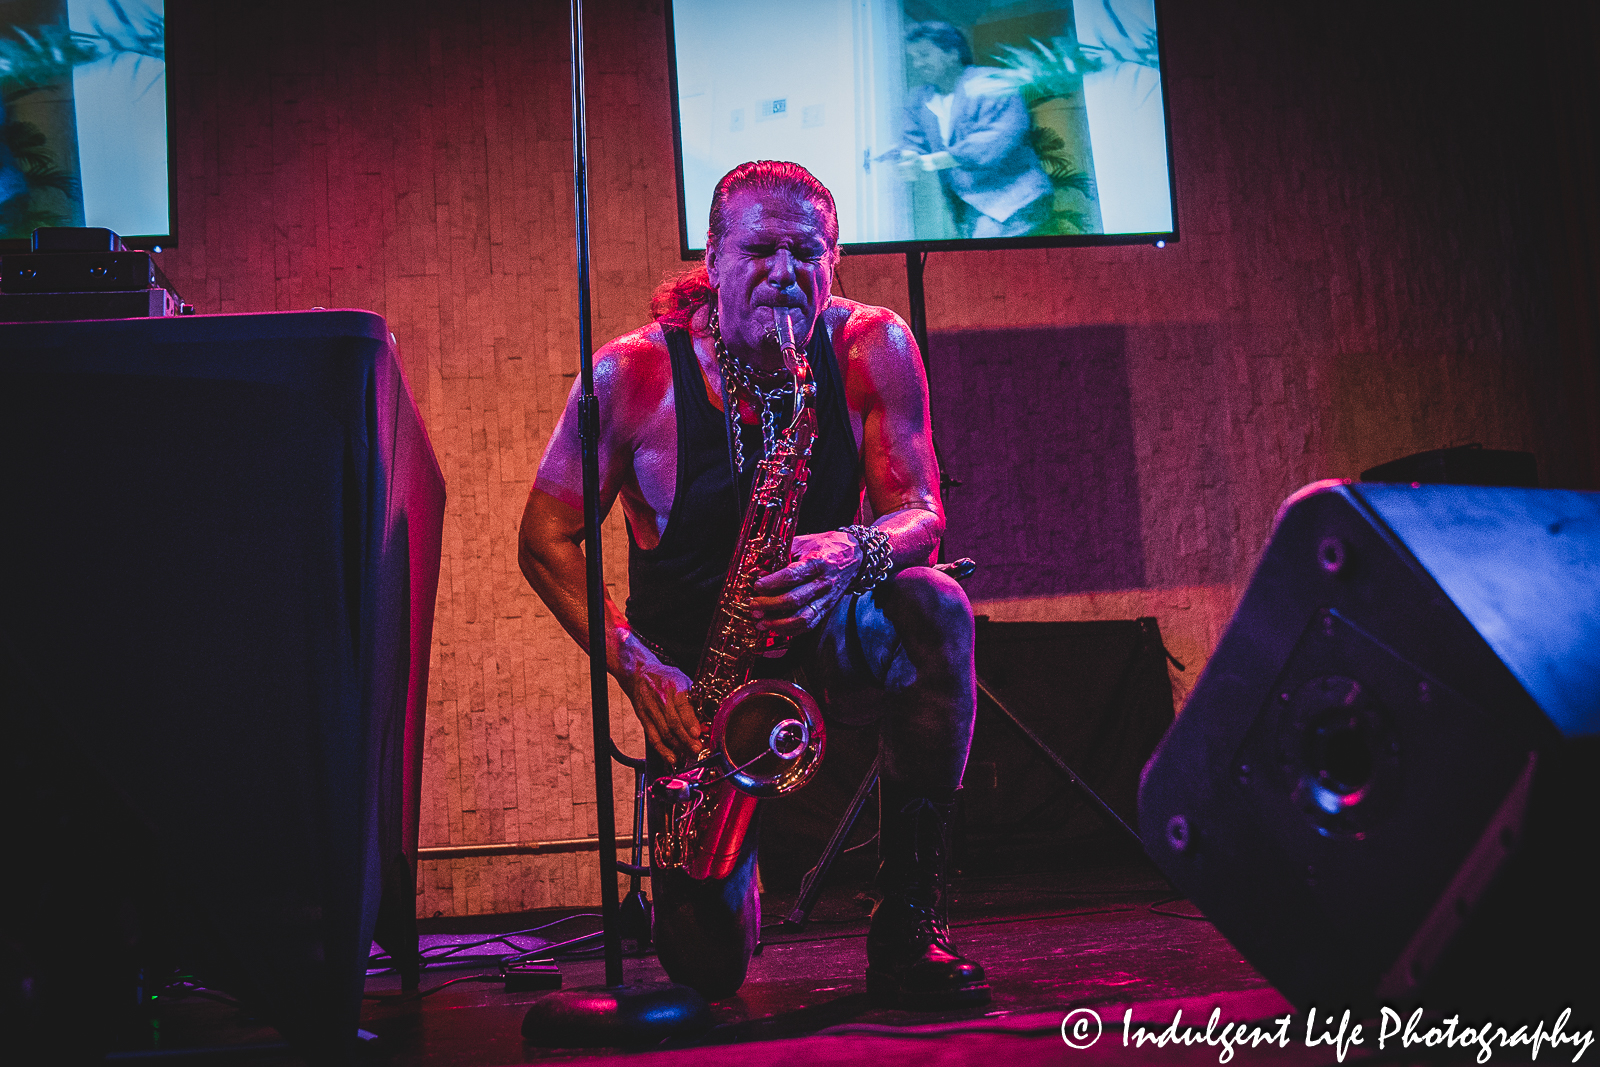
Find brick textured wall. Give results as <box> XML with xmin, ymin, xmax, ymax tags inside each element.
<box><xmin>154</xmin><ymin>0</ymin><xmax>1594</xmax><ymax>915</ymax></box>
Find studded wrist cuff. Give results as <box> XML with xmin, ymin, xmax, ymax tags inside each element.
<box><xmin>843</xmin><ymin>524</ymin><xmax>894</xmax><ymax>594</ymax></box>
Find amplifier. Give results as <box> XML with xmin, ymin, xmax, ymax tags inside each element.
<box><xmin>2</xmin><ymin>251</ymin><xmax>176</xmax><ymax>296</ymax></box>
<box><xmin>0</xmin><ymin>289</ymin><xmax>186</xmax><ymax>323</ymax></box>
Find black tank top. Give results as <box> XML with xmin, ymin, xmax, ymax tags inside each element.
<box><xmin>626</xmin><ymin>323</ymin><xmax>861</xmax><ymax>670</ymax></box>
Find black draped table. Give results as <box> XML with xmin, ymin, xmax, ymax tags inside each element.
<box><xmin>0</xmin><ymin>310</ymin><xmax>445</xmax><ymax>1063</ymax></box>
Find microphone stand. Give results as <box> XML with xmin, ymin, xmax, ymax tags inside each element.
<box><xmin>520</xmin><ymin>0</ymin><xmax>708</xmax><ymax>1047</ymax></box>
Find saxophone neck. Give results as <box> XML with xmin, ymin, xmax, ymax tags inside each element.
<box><xmin>765</xmin><ymin>309</ymin><xmax>815</xmax><ymax>428</ymax></box>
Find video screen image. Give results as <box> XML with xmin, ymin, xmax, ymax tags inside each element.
<box><xmin>670</xmin><ymin>0</ymin><xmax>1173</xmax><ymax>252</ymax></box>
<box><xmin>1</xmin><ymin>0</ymin><xmax>168</xmax><ymax>243</ymax></box>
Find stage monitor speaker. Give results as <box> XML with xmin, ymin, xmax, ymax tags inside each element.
<box><xmin>1139</xmin><ymin>481</ymin><xmax>1598</xmax><ymax>1015</ymax></box>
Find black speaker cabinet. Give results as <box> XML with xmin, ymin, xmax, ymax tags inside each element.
<box><xmin>1360</xmin><ymin>442</ymin><xmax>1538</xmax><ymax>487</ymax></box>
<box><xmin>1139</xmin><ymin>481</ymin><xmax>1598</xmax><ymax>1014</ymax></box>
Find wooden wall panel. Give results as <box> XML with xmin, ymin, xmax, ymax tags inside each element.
<box><xmin>153</xmin><ymin>0</ymin><xmax>1593</xmax><ymax>915</ymax></box>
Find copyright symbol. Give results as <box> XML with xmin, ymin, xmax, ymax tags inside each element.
<box><xmin>1060</xmin><ymin>1007</ymin><xmax>1103</xmax><ymax>1049</ymax></box>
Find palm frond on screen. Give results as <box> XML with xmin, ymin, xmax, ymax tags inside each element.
<box><xmin>975</xmin><ymin>36</ymin><xmax>1102</xmax><ymax>108</ymax></box>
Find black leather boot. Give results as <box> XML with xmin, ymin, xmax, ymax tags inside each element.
<box><xmin>866</xmin><ymin>781</ymin><xmax>990</xmax><ymax>1008</ymax></box>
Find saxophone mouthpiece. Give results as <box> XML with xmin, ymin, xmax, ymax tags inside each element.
<box><xmin>773</xmin><ymin>308</ymin><xmax>800</xmax><ymax>370</ymax></box>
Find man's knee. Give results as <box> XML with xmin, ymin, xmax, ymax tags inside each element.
<box><xmin>650</xmin><ymin>830</ymin><xmax>760</xmax><ymax>1000</ymax></box>
<box><xmin>882</xmin><ymin>566</ymin><xmax>974</xmax><ymax>646</ymax></box>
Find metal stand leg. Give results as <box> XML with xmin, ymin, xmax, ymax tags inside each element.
<box><xmin>975</xmin><ymin>676</ymin><xmax>1141</xmax><ymax>848</ymax></box>
<box><xmin>611</xmin><ymin>744</ymin><xmax>651</xmax><ymax>947</ymax></box>
<box><xmin>777</xmin><ymin>596</ymin><xmax>1147</xmax><ymax>940</ymax></box>
<box><xmin>616</xmin><ymin>765</ymin><xmax>651</xmax><ymax>947</ymax></box>
<box><xmin>784</xmin><ymin>756</ymin><xmax>881</xmax><ymax>928</ymax></box>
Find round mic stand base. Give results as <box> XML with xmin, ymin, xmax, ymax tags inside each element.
<box><xmin>521</xmin><ymin>982</ymin><xmax>709</xmax><ymax>1048</ymax></box>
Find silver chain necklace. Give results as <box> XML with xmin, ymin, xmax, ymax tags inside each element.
<box><xmin>710</xmin><ymin>308</ymin><xmax>793</xmax><ymax>470</ymax></box>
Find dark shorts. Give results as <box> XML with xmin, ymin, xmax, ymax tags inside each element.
<box><xmin>806</xmin><ymin>586</ymin><xmax>904</xmax><ymax>725</ymax></box>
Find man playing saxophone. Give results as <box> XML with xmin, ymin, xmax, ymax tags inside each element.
<box><xmin>518</xmin><ymin>161</ymin><xmax>986</xmax><ymax>1007</ymax></box>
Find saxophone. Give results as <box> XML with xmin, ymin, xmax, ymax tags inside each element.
<box><xmin>652</xmin><ymin>309</ymin><xmax>828</xmax><ymax>880</ymax></box>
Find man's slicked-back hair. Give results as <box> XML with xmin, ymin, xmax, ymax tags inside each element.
<box><xmin>906</xmin><ymin>21</ymin><xmax>973</xmax><ymax>67</ymax></box>
<box><xmin>707</xmin><ymin>160</ymin><xmax>840</xmax><ymax>254</ymax></box>
<box><xmin>652</xmin><ymin>160</ymin><xmax>840</xmax><ymax>329</ymax></box>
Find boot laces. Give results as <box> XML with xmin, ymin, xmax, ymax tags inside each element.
<box><xmin>904</xmin><ymin>900</ymin><xmax>955</xmax><ymax>951</ymax></box>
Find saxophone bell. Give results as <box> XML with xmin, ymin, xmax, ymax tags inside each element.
<box><xmin>710</xmin><ymin>678</ymin><xmax>825</xmax><ymax>797</ymax></box>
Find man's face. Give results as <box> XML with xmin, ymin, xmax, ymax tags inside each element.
<box><xmin>907</xmin><ymin>40</ymin><xmax>963</xmax><ymax>90</ymax></box>
<box><xmin>706</xmin><ymin>189</ymin><xmax>835</xmax><ymax>365</ymax></box>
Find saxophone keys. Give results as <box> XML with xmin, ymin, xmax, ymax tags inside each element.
<box><xmin>651</xmin><ymin>776</ymin><xmax>698</xmax><ymax>804</ymax></box>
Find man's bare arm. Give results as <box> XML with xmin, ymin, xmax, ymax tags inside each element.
<box><xmin>517</xmin><ymin>336</ymin><xmax>704</xmax><ymax>762</ymax></box>
<box><xmin>850</xmin><ymin>302</ymin><xmax>945</xmax><ymax>563</ymax></box>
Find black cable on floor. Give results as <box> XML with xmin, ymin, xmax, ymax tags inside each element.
<box><xmin>367</xmin><ymin>912</ymin><xmax>606</xmax><ymax>972</ymax></box>
<box><xmin>158</xmin><ymin>982</ymin><xmax>243</xmax><ymax>1009</ymax></box>
<box><xmin>1147</xmin><ymin>895</ymin><xmax>1211</xmax><ymax>921</ymax></box>
<box><xmin>363</xmin><ymin>972</ymin><xmax>507</xmax><ymax>1002</ymax></box>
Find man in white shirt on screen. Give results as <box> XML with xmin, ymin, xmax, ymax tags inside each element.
<box><xmin>898</xmin><ymin>21</ymin><xmax>1052</xmax><ymax>239</ymax></box>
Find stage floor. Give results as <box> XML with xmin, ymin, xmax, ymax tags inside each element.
<box><xmin>113</xmin><ymin>851</ymin><xmax>1467</xmax><ymax>1065</ymax></box>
